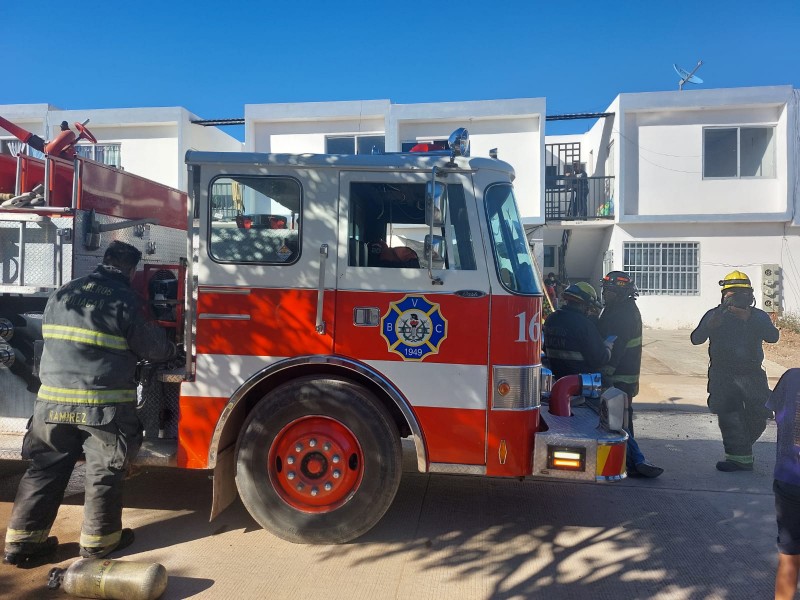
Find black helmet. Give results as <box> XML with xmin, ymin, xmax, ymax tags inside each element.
<box><xmin>601</xmin><ymin>270</ymin><xmax>637</xmax><ymax>297</ymax></box>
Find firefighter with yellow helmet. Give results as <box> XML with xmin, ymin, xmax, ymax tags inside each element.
<box><xmin>690</xmin><ymin>270</ymin><xmax>779</xmax><ymax>472</ymax></box>
<box><xmin>543</xmin><ymin>282</ymin><xmax>611</xmax><ymax>380</ymax></box>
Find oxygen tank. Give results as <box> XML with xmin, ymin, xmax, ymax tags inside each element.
<box><xmin>47</xmin><ymin>558</ymin><xmax>168</xmax><ymax>600</ymax></box>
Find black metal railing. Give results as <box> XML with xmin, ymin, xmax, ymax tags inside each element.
<box><xmin>545</xmin><ymin>176</ymin><xmax>615</xmax><ymax>221</ymax></box>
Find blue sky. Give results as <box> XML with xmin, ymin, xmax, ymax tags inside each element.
<box><xmin>2</xmin><ymin>1</ymin><xmax>799</xmax><ymax>140</ymax></box>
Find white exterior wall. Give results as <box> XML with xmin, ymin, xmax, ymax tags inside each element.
<box><xmin>389</xmin><ymin>99</ymin><xmax>544</xmax><ymax>222</ymax></box>
<box><xmin>245</xmin><ymin>101</ymin><xmax>390</xmax><ymax>153</ymax></box>
<box><xmin>1</xmin><ymin>106</ymin><xmax>239</xmax><ymax>191</ymax></box>
<box><xmin>619</xmin><ymin>86</ymin><xmax>793</xmax><ymax>221</ymax></box>
<box><xmin>0</xmin><ymin>104</ymin><xmax>52</xmax><ymax>139</ymax></box>
<box><xmin>52</xmin><ymin>109</ymin><xmax>183</xmax><ymax>188</ymax></box>
<box><xmin>245</xmin><ymin>98</ymin><xmax>545</xmax><ymax>221</ymax></box>
<box><xmin>181</xmin><ymin>118</ymin><xmax>242</xmax><ymax>189</ymax></box>
<box><xmin>629</xmin><ymin>106</ymin><xmax>785</xmax><ymax>216</ymax></box>
<box><xmin>251</xmin><ymin>117</ymin><xmax>385</xmax><ymax>154</ymax></box>
<box><xmin>605</xmin><ymin>222</ymin><xmax>797</xmax><ymax>329</ymax></box>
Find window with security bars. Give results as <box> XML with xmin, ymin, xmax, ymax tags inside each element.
<box><xmin>623</xmin><ymin>242</ymin><xmax>699</xmax><ymax>295</ymax></box>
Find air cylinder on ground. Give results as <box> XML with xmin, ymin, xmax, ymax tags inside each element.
<box><xmin>47</xmin><ymin>558</ymin><xmax>168</xmax><ymax>600</ymax></box>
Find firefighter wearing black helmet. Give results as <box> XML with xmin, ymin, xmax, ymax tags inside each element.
<box><xmin>4</xmin><ymin>241</ymin><xmax>176</xmax><ymax>566</ymax></box>
<box><xmin>691</xmin><ymin>270</ymin><xmax>779</xmax><ymax>472</ymax></box>
<box><xmin>543</xmin><ymin>282</ymin><xmax>611</xmax><ymax>380</ymax></box>
<box><xmin>598</xmin><ymin>271</ymin><xmax>663</xmax><ymax>478</ymax></box>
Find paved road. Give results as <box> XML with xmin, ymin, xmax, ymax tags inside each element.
<box><xmin>0</xmin><ymin>329</ymin><xmax>784</xmax><ymax>599</ymax></box>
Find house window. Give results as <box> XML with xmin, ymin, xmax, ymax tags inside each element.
<box><xmin>703</xmin><ymin>126</ymin><xmax>775</xmax><ymax>178</ymax></box>
<box><xmin>75</xmin><ymin>143</ymin><xmax>121</xmax><ymax>168</ymax></box>
<box><xmin>623</xmin><ymin>242</ymin><xmax>699</xmax><ymax>295</ymax></box>
<box><xmin>326</xmin><ymin>135</ymin><xmax>385</xmax><ymax>155</ymax></box>
<box><xmin>543</xmin><ymin>245</ymin><xmax>556</xmax><ymax>269</ymax></box>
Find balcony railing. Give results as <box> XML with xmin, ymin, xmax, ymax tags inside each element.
<box><xmin>545</xmin><ymin>175</ymin><xmax>615</xmax><ymax>221</ymax></box>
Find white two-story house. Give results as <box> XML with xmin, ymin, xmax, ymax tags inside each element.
<box><xmin>543</xmin><ymin>85</ymin><xmax>798</xmax><ymax>327</ymax></box>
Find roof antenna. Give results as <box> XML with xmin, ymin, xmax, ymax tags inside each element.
<box><xmin>674</xmin><ymin>60</ymin><xmax>704</xmax><ymax>91</ymax></box>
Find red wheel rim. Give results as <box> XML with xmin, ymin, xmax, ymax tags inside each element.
<box><xmin>268</xmin><ymin>416</ymin><xmax>363</xmax><ymax>513</ymax></box>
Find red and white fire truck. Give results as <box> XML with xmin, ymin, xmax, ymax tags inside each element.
<box><xmin>0</xmin><ymin>122</ymin><xmax>627</xmax><ymax>544</ymax></box>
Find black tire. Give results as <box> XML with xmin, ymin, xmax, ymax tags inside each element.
<box><xmin>235</xmin><ymin>376</ymin><xmax>402</xmax><ymax>544</ymax></box>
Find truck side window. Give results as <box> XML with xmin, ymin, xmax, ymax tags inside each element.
<box><xmin>208</xmin><ymin>176</ymin><xmax>301</xmax><ymax>265</ymax></box>
<box><xmin>348</xmin><ymin>181</ymin><xmax>475</xmax><ymax>270</ymax></box>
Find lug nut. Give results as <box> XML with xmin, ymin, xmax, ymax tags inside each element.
<box><xmin>310</xmin><ymin>487</ymin><xmax>318</xmax><ymax>496</ymax></box>
<box><xmin>287</xmin><ymin>472</ymin><xmax>296</xmax><ymax>480</ymax></box>
<box><xmin>287</xmin><ymin>456</ymin><xmax>295</xmax><ymax>465</ymax></box>
<box><xmin>333</xmin><ymin>470</ymin><xmax>341</xmax><ymax>479</ymax></box>
<box><xmin>324</xmin><ymin>482</ymin><xmax>332</xmax><ymax>491</ymax></box>
<box><xmin>295</xmin><ymin>443</ymin><xmax>303</xmax><ymax>452</ymax></box>
<box><xmin>309</xmin><ymin>439</ymin><xmax>317</xmax><ymax>447</ymax></box>
<box><xmin>332</xmin><ymin>455</ymin><xmax>340</xmax><ymax>464</ymax></box>
<box><xmin>323</xmin><ymin>443</ymin><xmax>331</xmax><ymax>452</ymax></box>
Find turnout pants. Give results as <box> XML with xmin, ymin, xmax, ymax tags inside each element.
<box><xmin>5</xmin><ymin>402</ymin><xmax>142</xmax><ymax>550</ymax></box>
<box><xmin>707</xmin><ymin>367</ymin><xmax>771</xmax><ymax>462</ymax></box>
<box><xmin>615</xmin><ymin>383</ymin><xmax>644</xmax><ymax>470</ymax></box>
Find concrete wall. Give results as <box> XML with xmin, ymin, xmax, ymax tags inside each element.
<box><xmin>181</xmin><ymin>116</ymin><xmax>242</xmax><ymax>189</ymax></box>
<box><xmin>618</xmin><ymin>86</ymin><xmax>793</xmax><ymax>222</ymax></box>
<box><xmin>0</xmin><ymin>104</ymin><xmax>52</xmax><ymax>139</ymax></box>
<box><xmin>0</xmin><ymin>106</ymin><xmax>239</xmax><ymax>191</ymax></box>
<box><xmin>606</xmin><ymin>222</ymin><xmax>795</xmax><ymax>328</ymax></box>
<box><xmin>390</xmin><ymin>99</ymin><xmax>544</xmax><ymax>222</ymax></box>
<box><xmin>245</xmin><ymin>98</ymin><xmax>545</xmax><ymax>222</ymax></box>
<box><xmin>245</xmin><ymin>100</ymin><xmax>391</xmax><ymax>154</ymax></box>
<box><xmin>630</xmin><ymin>106</ymin><xmax>784</xmax><ymax>216</ymax></box>
<box><xmin>51</xmin><ymin>108</ymin><xmax>183</xmax><ymax>187</ymax></box>
<box><xmin>251</xmin><ymin>117</ymin><xmax>385</xmax><ymax>154</ymax></box>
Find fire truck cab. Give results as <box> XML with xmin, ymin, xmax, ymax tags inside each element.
<box><xmin>0</xmin><ymin>125</ymin><xmax>627</xmax><ymax>545</ymax></box>
<box><xmin>183</xmin><ymin>128</ymin><xmax>628</xmax><ymax>543</ymax></box>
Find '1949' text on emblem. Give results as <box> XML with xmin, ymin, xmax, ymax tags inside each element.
<box><xmin>381</xmin><ymin>295</ymin><xmax>448</xmax><ymax>361</ymax></box>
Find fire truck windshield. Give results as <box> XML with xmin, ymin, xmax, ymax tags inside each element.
<box><xmin>485</xmin><ymin>183</ymin><xmax>541</xmax><ymax>295</ymax></box>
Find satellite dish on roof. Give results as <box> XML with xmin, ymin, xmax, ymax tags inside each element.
<box><xmin>674</xmin><ymin>60</ymin><xmax>704</xmax><ymax>90</ymax></box>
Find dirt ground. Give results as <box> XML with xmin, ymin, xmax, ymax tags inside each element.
<box><xmin>764</xmin><ymin>326</ymin><xmax>800</xmax><ymax>369</ymax></box>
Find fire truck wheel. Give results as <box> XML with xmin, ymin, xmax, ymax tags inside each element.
<box><xmin>235</xmin><ymin>376</ymin><xmax>403</xmax><ymax>544</ymax></box>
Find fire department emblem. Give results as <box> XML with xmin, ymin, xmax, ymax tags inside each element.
<box><xmin>381</xmin><ymin>295</ymin><xmax>448</xmax><ymax>361</ymax></box>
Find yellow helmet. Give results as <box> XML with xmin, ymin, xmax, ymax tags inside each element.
<box><xmin>562</xmin><ymin>282</ymin><xmax>602</xmax><ymax>310</ymax></box>
<box><xmin>719</xmin><ymin>270</ymin><xmax>752</xmax><ymax>292</ymax></box>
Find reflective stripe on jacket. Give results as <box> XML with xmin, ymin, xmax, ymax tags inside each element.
<box><xmin>543</xmin><ymin>304</ymin><xmax>609</xmax><ymax>380</ymax></box>
<box><xmin>598</xmin><ymin>298</ymin><xmax>642</xmax><ymax>396</ymax></box>
<box><xmin>37</xmin><ymin>265</ymin><xmax>174</xmax><ymax>416</ymax></box>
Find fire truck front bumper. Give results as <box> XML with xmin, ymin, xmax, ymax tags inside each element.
<box><xmin>532</xmin><ymin>406</ymin><xmax>628</xmax><ymax>482</ymax></box>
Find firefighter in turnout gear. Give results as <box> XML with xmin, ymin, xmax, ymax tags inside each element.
<box><xmin>691</xmin><ymin>270</ymin><xmax>779</xmax><ymax>472</ymax></box>
<box><xmin>4</xmin><ymin>241</ymin><xmax>176</xmax><ymax>566</ymax></box>
<box><xmin>543</xmin><ymin>282</ymin><xmax>611</xmax><ymax>379</ymax></box>
<box><xmin>598</xmin><ymin>271</ymin><xmax>663</xmax><ymax>478</ymax></box>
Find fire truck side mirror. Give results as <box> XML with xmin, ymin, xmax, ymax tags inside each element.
<box><xmin>424</xmin><ymin>235</ymin><xmax>445</xmax><ymax>267</ymax></box>
<box><xmin>448</xmin><ymin>127</ymin><xmax>470</xmax><ymax>159</ymax></box>
<box><xmin>425</xmin><ymin>181</ymin><xmax>447</xmax><ymax>228</ymax></box>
